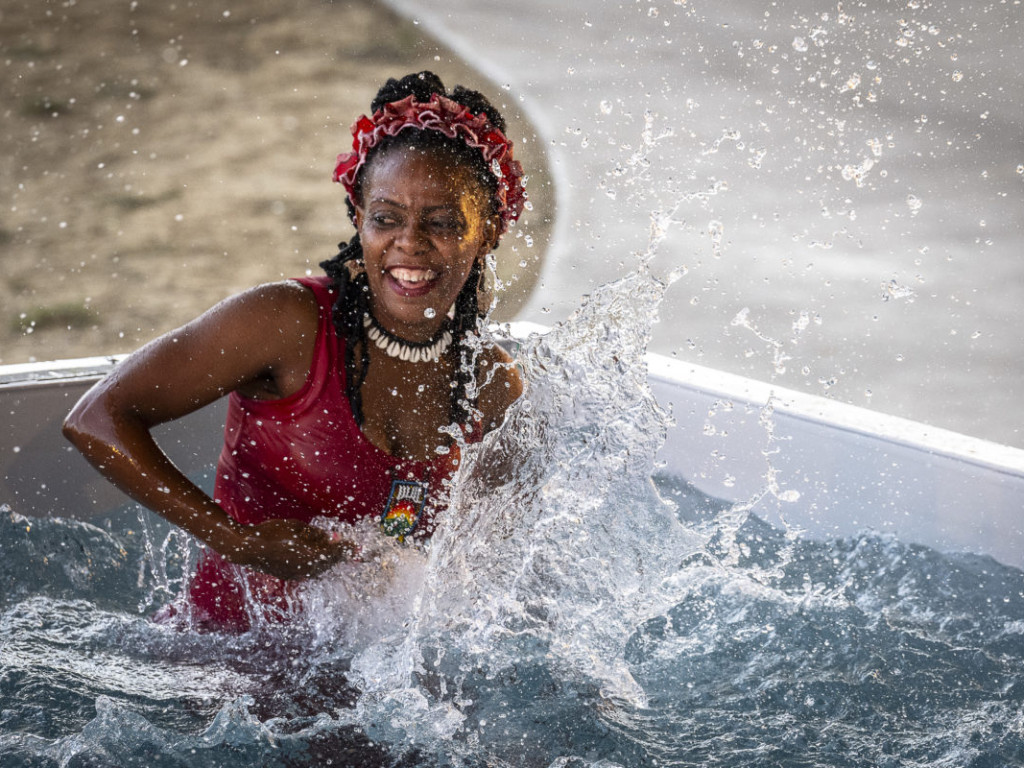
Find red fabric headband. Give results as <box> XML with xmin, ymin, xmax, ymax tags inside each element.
<box><xmin>332</xmin><ymin>93</ymin><xmax>526</xmax><ymax>234</ymax></box>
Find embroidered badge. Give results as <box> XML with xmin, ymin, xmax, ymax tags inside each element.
<box><xmin>380</xmin><ymin>479</ymin><xmax>426</xmax><ymax>541</ymax></box>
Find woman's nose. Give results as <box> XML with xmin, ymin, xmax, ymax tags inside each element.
<box><xmin>394</xmin><ymin>220</ymin><xmax>428</xmax><ymax>252</ymax></box>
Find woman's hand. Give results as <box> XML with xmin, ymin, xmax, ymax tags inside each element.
<box><xmin>230</xmin><ymin>518</ymin><xmax>356</xmax><ymax>580</ymax></box>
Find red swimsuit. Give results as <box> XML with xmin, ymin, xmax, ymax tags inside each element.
<box><xmin>185</xmin><ymin>276</ymin><xmax>461</xmax><ymax>631</ymax></box>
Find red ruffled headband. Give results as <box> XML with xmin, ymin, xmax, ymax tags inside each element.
<box><xmin>332</xmin><ymin>93</ymin><xmax>526</xmax><ymax>234</ymax></box>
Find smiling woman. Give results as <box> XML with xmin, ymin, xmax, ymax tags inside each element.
<box><xmin>61</xmin><ymin>72</ymin><xmax>527</xmax><ymax>633</ymax></box>
<box><xmin>357</xmin><ymin>150</ymin><xmax>494</xmax><ymax>342</ymax></box>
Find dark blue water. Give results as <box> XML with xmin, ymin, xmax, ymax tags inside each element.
<box><xmin>3</xmin><ymin>492</ymin><xmax>1023</xmax><ymax>767</ymax></box>
<box><xmin>3</xmin><ymin>271</ymin><xmax>1023</xmax><ymax>767</ymax></box>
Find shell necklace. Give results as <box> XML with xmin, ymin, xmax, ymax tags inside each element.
<box><xmin>363</xmin><ymin>313</ymin><xmax>453</xmax><ymax>363</ymax></box>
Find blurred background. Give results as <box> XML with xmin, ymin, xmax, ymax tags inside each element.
<box><xmin>0</xmin><ymin>0</ymin><xmax>552</xmax><ymax>361</ymax></box>
<box><xmin>385</xmin><ymin>0</ymin><xmax>1023</xmax><ymax>449</ymax></box>
<box><xmin>2</xmin><ymin>0</ymin><xmax>1021</xmax><ymax>447</ymax></box>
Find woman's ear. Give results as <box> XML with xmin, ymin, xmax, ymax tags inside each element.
<box><xmin>353</xmin><ymin>206</ymin><xmax>364</xmax><ymax>231</ymax></box>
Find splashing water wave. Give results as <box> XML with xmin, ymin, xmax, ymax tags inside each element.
<box><xmin>2</xmin><ymin>264</ymin><xmax>1023</xmax><ymax>767</ymax></box>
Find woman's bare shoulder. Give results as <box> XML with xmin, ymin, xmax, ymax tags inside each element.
<box><xmin>186</xmin><ymin>280</ymin><xmax>321</xmax><ymax>351</ymax></box>
<box><xmin>213</xmin><ymin>280</ymin><xmax>320</xmax><ymax>325</ymax></box>
<box><xmin>96</xmin><ymin>280</ymin><xmax>324</xmax><ymax>414</ymax></box>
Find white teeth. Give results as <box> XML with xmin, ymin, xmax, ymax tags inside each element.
<box><xmin>388</xmin><ymin>267</ymin><xmax>437</xmax><ymax>283</ymax></box>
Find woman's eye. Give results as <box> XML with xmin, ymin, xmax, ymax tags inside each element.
<box><xmin>430</xmin><ymin>218</ymin><xmax>461</xmax><ymax>232</ymax></box>
<box><xmin>371</xmin><ymin>214</ymin><xmax>399</xmax><ymax>226</ymax></box>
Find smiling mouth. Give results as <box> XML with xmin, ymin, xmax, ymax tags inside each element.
<box><xmin>389</xmin><ymin>267</ymin><xmax>438</xmax><ymax>284</ymax></box>
<box><xmin>385</xmin><ymin>266</ymin><xmax>440</xmax><ymax>296</ymax></box>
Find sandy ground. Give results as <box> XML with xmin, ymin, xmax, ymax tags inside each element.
<box><xmin>0</xmin><ymin>0</ymin><xmax>552</xmax><ymax>365</ymax></box>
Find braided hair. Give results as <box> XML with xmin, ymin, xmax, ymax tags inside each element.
<box><xmin>319</xmin><ymin>72</ymin><xmax>508</xmax><ymax>428</ymax></box>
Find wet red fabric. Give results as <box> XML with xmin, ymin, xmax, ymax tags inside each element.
<box><xmin>184</xmin><ymin>275</ymin><xmax>461</xmax><ymax>632</ymax></box>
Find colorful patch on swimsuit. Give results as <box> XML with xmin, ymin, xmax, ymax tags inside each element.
<box><xmin>380</xmin><ymin>479</ymin><xmax>426</xmax><ymax>541</ymax></box>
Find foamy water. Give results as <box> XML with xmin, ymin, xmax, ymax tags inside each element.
<box><xmin>385</xmin><ymin>0</ymin><xmax>1024</xmax><ymax>448</ymax></box>
<box><xmin>3</xmin><ymin>261</ymin><xmax>1023</xmax><ymax>767</ymax></box>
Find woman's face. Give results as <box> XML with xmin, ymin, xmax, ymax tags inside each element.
<box><xmin>355</xmin><ymin>147</ymin><xmax>496</xmax><ymax>343</ymax></box>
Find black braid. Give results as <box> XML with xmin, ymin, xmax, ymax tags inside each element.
<box><xmin>450</xmin><ymin>258</ymin><xmax>484</xmax><ymax>425</ymax></box>
<box><xmin>322</xmin><ymin>71</ymin><xmax>507</xmax><ymax>430</ymax></box>
<box><xmin>318</xmin><ymin>235</ymin><xmax>371</xmax><ymax>425</ymax></box>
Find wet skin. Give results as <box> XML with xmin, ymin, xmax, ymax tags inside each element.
<box><xmin>354</xmin><ymin>146</ymin><xmax>497</xmax><ymax>342</ymax></box>
<box><xmin>62</xmin><ymin>146</ymin><xmax>521</xmax><ymax>581</ymax></box>
<box><xmin>354</xmin><ymin>147</ymin><xmax>511</xmax><ymax>461</ymax></box>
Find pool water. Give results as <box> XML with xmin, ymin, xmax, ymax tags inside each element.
<box><xmin>2</xmin><ymin>268</ymin><xmax>1023</xmax><ymax>767</ymax></box>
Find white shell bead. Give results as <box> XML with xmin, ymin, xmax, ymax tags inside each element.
<box><xmin>362</xmin><ymin>314</ymin><xmax>453</xmax><ymax>363</ymax></box>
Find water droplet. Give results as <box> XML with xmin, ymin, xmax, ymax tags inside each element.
<box><xmin>708</xmin><ymin>220</ymin><xmax>725</xmax><ymax>257</ymax></box>
<box><xmin>599</xmin><ymin>100</ymin><xmax>613</xmax><ymax>115</ymax></box>
<box><xmin>423</xmin><ymin>307</ymin><xmax>436</xmax><ymax>319</ymax></box>
<box><xmin>841</xmin><ymin>157</ymin><xmax>874</xmax><ymax>187</ymax></box>
<box><xmin>882</xmin><ymin>279</ymin><xmax>915</xmax><ymax>302</ymax></box>
<box><xmin>792</xmin><ymin>36</ymin><xmax>808</xmax><ymax>52</ymax></box>
<box><xmin>951</xmin><ymin>70</ymin><xmax>963</xmax><ymax>82</ymax></box>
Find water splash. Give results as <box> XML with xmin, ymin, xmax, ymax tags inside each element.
<box><xmin>3</xmin><ymin>240</ymin><xmax>1023</xmax><ymax>768</ymax></box>
<box><xmin>4</xmin><ymin>250</ymin><xmax>1024</xmax><ymax>765</ymax></box>
<box><xmin>343</xmin><ymin>227</ymin><xmax>709</xmax><ymax>759</ymax></box>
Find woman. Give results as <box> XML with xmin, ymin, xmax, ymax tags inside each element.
<box><xmin>63</xmin><ymin>72</ymin><xmax>526</xmax><ymax>632</ymax></box>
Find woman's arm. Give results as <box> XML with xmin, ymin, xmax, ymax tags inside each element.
<box><xmin>62</xmin><ymin>282</ymin><xmax>353</xmax><ymax>579</ymax></box>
